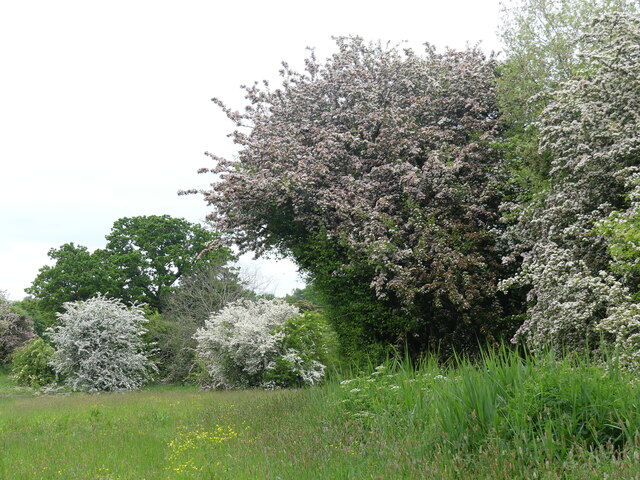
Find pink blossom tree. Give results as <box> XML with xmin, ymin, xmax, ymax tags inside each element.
<box><xmin>193</xmin><ymin>38</ymin><xmax>508</xmax><ymax>355</ymax></box>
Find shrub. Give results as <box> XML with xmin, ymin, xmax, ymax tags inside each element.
<box><xmin>10</xmin><ymin>336</ymin><xmax>56</xmax><ymax>387</ymax></box>
<box><xmin>194</xmin><ymin>299</ymin><xmax>328</xmax><ymax>389</ymax></box>
<box><xmin>47</xmin><ymin>296</ymin><xmax>156</xmax><ymax>392</ymax></box>
<box><xmin>0</xmin><ymin>291</ymin><xmax>34</xmax><ymax>363</ymax></box>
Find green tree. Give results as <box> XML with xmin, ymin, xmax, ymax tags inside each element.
<box><xmin>26</xmin><ymin>243</ymin><xmax>118</xmax><ymax>314</ymax></box>
<box><xmin>27</xmin><ymin>215</ymin><xmax>232</xmax><ymax>313</ymax></box>
<box><xmin>104</xmin><ymin>215</ymin><xmax>232</xmax><ymax>310</ymax></box>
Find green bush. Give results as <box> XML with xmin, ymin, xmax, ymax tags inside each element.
<box><xmin>265</xmin><ymin>311</ymin><xmax>339</xmax><ymax>387</ymax></box>
<box><xmin>11</xmin><ymin>336</ymin><xmax>57</xmax><ymax>388</ymax></box>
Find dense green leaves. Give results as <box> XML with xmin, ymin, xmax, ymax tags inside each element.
<box><xmin>25</xmin><ymin>243</ymin><xmax>119</xmax><ymax>314</ymax></box>
<box><xmin>10</xmin><ymin>337</ymin><xmax>56</xmax><ymax>388</ymax></box>
<box><xmin>26</xmin><ymin>215</ymin><xmax>232</xmax><ymax>313</ymax></box>
<box><xmin>104</xmin><ymin>215</ymin><xmax>231</xmax><ymax>309</ymax></box>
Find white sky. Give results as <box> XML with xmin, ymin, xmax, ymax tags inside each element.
<box><xmin>0</xmin><ymin>0</ymin><xmax>503</xmax><ymax>300</ymax></box>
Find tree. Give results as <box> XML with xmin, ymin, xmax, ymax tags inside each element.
<box><xmin>27</xmin><ymin>215</ymin><xmax>232</xmax><ymax>313</ymax></box>
<box><xmin>193</xmin><ymin>38</ymin><xmax>507</xmax><ymax>356</ymax></box>
<box><xmin>47</xmin><ymin>296</ymin><xmax>155</xmax><ymax>392</ymax></box>
<box><xmin>496</xmin><ymin>0</ymin><xmax>638</xmax><ymax>206</ymax></box>
<box><xmin>25</xmin><ymin>243</ymin><xmax>118</xmax><ymax>314</ymax></box>
<box><xmin>502</xmin><ymin>13</ymin><xmax>640</xmax><ymax>360</ymax></box>
<box><xmin>498</xmin><ymin>0</ymin><xmax>638</xmax><ymax>126</ymax></box>
<box><xmin>104</xmin><ymin>215</ymin><xmax>232</xmax><ymax>310</ymax></box>
<box><xmin>162</xmin><ymin>263</ymin><xmax>250</xmax><ymax>324</ymax></box>
<box><xmin>0</xmin><ymin>291</ymin><xmax>34</xmax><ymax>363</ymax></box>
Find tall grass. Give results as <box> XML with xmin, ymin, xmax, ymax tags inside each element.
<box><xmin>330</xmin><ymin>346</ymin><xmax>640</xmax><ymax>477</ymax></box>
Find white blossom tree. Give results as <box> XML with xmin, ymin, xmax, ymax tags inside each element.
<box><xmin>503</xmin><ymin>13</ymin><xmax>640</xmax><ymax>366</ymax></box>
<box><xmin>47</xmin><ymin>296</ymin><xmax>155</xmax><ymax>392</ymax></box>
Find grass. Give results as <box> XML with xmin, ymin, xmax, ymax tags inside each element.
<box><xmin>2</xmin><ymin>348</ymin><xmax>640</xmax><ymax>479</ymax></box>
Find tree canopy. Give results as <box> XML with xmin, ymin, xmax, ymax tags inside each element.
<box><xmin>502</xmin><ymin>13</ymin><xmax>640</xmax><ymax>361</ymax></box>
<box><xmin>197</xmin><ymin>38</ymin><xmax>509</xmax><ymax>355</ymax></box>
<box><xmin>27</xmin><ymin>215</ymin><xmax>232</xmax><ymax>313</ymax></box>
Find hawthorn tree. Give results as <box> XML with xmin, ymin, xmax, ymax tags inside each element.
<box><xmin>194</xmin><ymin>299</ymin><xmax>327</xmax><ymax>388</ymax></box>
<box><xmin>498</xmin><ymin>0</ymin><xmax>637</xmax><ymax>126</ymax></box>
<box><xmin>195</xmin><ymin>38</ymin><xmax>508</xmax><ymax>355</ymax></box>
<box><xmin>496</xmin><ymin>0</ymin><xmax>638</xmax><ymax>206</ymax></box>
<box><xmin>502</xmin><ymin>13</ymin><xmax>640</xmax><ymax>362</ymax></box>
<box><xmin>47</xmin><ymin>296</ymin><xmax>155</xmax><ymax>392</ymax></box>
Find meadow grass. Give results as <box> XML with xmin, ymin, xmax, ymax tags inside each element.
<box><xmin>2</xmin><ymin>348</ymin><xmax>640</xmax><ymax>479</ymax></box>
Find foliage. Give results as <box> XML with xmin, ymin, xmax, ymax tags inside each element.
<box><xmin>501</xmin><ymin>13</ymin><xmax>640</xmax><ymax>358</ymax></box>
<box><xmin>10</xmin><ymin>336</ymin><xmax>56</xmax><ymax>388</ymax></box>
<box><xmin>47</xmin><ymin>295</ymin><xmax>155</xmax><ymax>392</ymax></box>
<box><xmin>496</xmin><ymin>1</ymin><xmax>638</xmax><ymax>213</ymax></box>
<box><xmin>497</xmin><ymin>0</ymin><xmax>638</xmax><ymax>126</ymax></box>
<box><xmin>195</xmin><ymin>37</ymin><xmax>507</xmax><ymax>355</ymax></box>
<box><xmin>504</xmin><ymin>243</ymin><xmax>625</xmax><ymax>353</ymax></box>
<box><xmin>194</xmin><ymin>298</ymin><xmax>327</xmax><ymax>388</ymax></box>
<box><xmin>25</xmin><ymin>243</ymin><xmax>119</xmax><ymax>314</ymax></box>
<box><xmin>104</xmin><ymin>215</ymin><xmax>232</xmax><ymax>310</ymax></box>
<box><xmin>335</xmin><ymin>348</ymin><xmax>640</xmax><ymax>460</ymax></box>
<box><xmin>27</xmin><ymin>215</ymin><xmax>232</xmax><ymax>313</ymax></box>
<box><xmin>597</xmin><ymin>176</ymin><xmax>640</xmax><ymax>297</ymax></box>
<box><xmin>265</xmin><ymin>311</ymin><xmax>338</xmax><ymax>386</ymax></box>
<box><xmin>0</xmin><ymin>291</ymin><xmax>34</xmax><ymax>364</ymax></box>
<box><xmin>10</xmin><ymin>296</ymin><xmax>56</xmax><ymax>336</ymax></box>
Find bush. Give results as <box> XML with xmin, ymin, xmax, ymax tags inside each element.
<box><xmin>194</xmin><ymin>299</ymin><xmax>329</xmax><ymax>389</ymax></box>
<box><xmin>47</xmin><ymin>296</ymin><xmax>156</xmax><ymax>392</ymax></box>
<box><xmin>0</xmin><ymin>291</ymin><xmax>34</xmax><ymax>363</ymax></box>
<box><xmin>10</xmin><ymin>336</ymin><xmax>56</xmax><ymax>387</ymax></box>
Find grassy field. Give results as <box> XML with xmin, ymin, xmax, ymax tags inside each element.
<box><xmin>2</xmin><ymin>350</ymin><xmax>640</xmax><ymax>479</ymax></box>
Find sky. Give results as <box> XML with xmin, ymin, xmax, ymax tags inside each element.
<box><xmin>0</xmin><ymin>0</ymin><xmax>503</xmax><ymax>301</ymax></box>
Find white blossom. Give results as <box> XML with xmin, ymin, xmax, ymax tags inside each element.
<box><xmin>47</xmin><ymin>295</ymin><xmax>155</xmax><ymax>392</ymax></box>
<box><xmin>194</xmin><ymin>298</ymin><xmax>326</xmax><ymax>388</ymax></box>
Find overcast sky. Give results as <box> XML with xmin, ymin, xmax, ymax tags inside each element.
<box><xmin>0</xmin><ymin>0</ymin><xmax>503</xmax><ymax>300</ymax></box>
